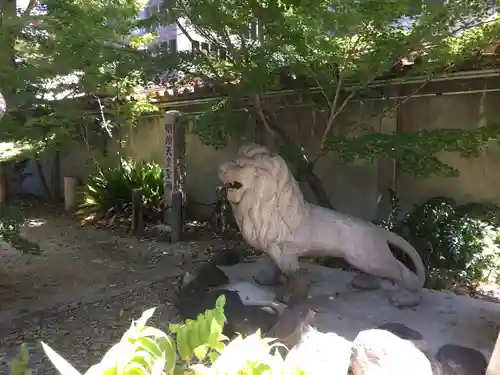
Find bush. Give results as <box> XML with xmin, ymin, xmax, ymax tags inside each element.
<box><xmin>380</xmin><ymin>191</ymin><xmax>500</xmax><ymax>289</ymax></box>
<box><xmin>11</xmin><ymin>295</ymin><xmax>305</xmax><ymax>375</ymax></box>
<box><xmin>80</xmin><ymin>157</ymin><xmax>164</xmax><ymax>224</ymax></box>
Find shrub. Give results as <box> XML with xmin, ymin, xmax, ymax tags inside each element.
<box><xmin>380</xmin><ymin>191</ymin><xmax>500</xmax><ymax>289</ymax></box>
<box><xmin>80</xmin><ymin>157</ymin><xmax>164</xmax><ymax>224</ymax></box>
<box><xmin>11</xmin><ymin>295</ymin><xmax>304</xmax><ymax>375</ymax></box>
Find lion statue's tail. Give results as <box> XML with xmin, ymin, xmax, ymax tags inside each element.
<box><xmin>385</xmin><ymin>231</ymin><xmax>426</xmax><ymax>289</ymax></box>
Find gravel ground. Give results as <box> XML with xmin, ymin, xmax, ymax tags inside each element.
<box><xmin>0</xmin><ymin>279</ymin><xmax>181</xmax><ymax>374</ymax></box>
<box><xmin>0</xmin><ymin>205</ymin><xmax>242</xmax><ymax>374</ymax></box>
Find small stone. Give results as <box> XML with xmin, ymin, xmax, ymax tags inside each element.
<box><xmin>434</xmin><ymin>344</ymin><xmax>487</xmax><ymax>375</ymax></box>
<box><xmin>350</xmin><ymin>328</ymin><xmax>432</xmax><ymax>375</ymax></box>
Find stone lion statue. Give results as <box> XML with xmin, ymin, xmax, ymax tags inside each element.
<box><xmin>218</xmin><ymin>143</ymin><xmax>426</xmax><ymax>308</ymax></box>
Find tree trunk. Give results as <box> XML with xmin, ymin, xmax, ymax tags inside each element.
<box><xmin>305</xmin><ymin>169</ymin><xmax>334</xmax><ymax>209</ymax></box>
<box><xmin>252</xmin><ymin>103</ymin><xmax>335</xmax><ymax>209</ymax></box>
<box><xmin>35</xmin><ymin>159</ymin><xmax>52</xmax><ymax>200</ymax></box>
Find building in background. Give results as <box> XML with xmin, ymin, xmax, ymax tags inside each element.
<box><xmin>135</xmin><ymin>0</ymin><xmax>211</xmax><ymax>54</ymax></box>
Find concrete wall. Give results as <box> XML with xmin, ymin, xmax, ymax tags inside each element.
<box><xmin>398</xmin><ymin>90</ymin><xmax>500</xmax><ymax>212</ymax></box>
<box><xmin>57</xmin><ymin>80</ymin><xmax>500</xmax><ymax>221</ymax></box>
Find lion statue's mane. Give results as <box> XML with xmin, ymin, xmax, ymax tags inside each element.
<box><xmin>228</xmin><ymin>144</ymin><xmax>308</xmax><ymax>250</ymax></box>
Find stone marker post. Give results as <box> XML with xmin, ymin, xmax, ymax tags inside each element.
<box><xmin>163</xmin><ymin>110</ymin><xmax>186</xmax><ymax>242</ymax></box>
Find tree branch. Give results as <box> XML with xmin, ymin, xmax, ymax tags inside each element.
<box><xmin>314</xmin><ymin>15</ymin><xmax>497</xmax><ymax>159</ymax></box>
<box><xmin>21</xmin><ymin>0</ymin><xmax>37</xmax><ymax>19</ymax></box>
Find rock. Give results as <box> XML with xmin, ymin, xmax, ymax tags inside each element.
<box><xmin>350</xmin><ymin>328</ymin><xmax>433</xmax><ymax>375</ymax></box>
<box><xmin>433</xmin><ymin>344</ymin><xmax>487</xmax><ymax>375</ymax></box>
<box><xmin>176</xmin><ymin>263</ymin><xmax>279</xmax><ymax>338</ymax></box>
<box><xmin>210</xmin><ymin>249</ymin><xmax>247</xmax><ymax>266</ymax></box>
<box><xmin>266</xmin><ymin>305</ymin><xmax>317</xmax><ymax>351</ymax></box>
<box><xmin>286</xmin><ymin>328</ymin><xmax>352</xmax><ymax>375</ymax></box>
<box><xmin>149</xmin><ymin>224</ymin><xmax>171</xmax><ymax>241</ymax></box>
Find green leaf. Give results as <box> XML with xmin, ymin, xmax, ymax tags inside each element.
<box><xmin>193</xmin><ymin>344</ymin><xmax>209</xmax><ymax>362</ymax></box>
<box><xmin>10</xmin><ymin>344</ymin><xmax>32</xmax><ymax>375</ymax></box>
<box><xmin>175</xmin><ymin>325</ymin><xmax>192</xmax><ymax>363</ymax></box>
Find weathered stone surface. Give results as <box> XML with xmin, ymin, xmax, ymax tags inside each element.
<box><xmin>266</xmin><ymin>305</ymin><xmax>316</xmax><ymax>352</ymax></box>
<box><xmin>350</xmin><ymin>328</ymin><xmax>433</xmax><ymax>375</ymax></box>
<box><xmin>286</xmin><ymin>328</ymin><xmax>352</xmax><ymax>375</ymax></box>
<box><xmin>434</xmin><ymin>344</ymin><xmax>487</xmax><ymax>375</ymax></box>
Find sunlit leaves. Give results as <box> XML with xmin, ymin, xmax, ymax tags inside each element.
<box><xmin>36</xmin><ymin>294</ymin><xmax>306</xmax><ymax>375</ymax></box>
<box><xmin>170</xmin><ymin>0</ymin><xmax>500</xmax><ymax>177</ymax></box>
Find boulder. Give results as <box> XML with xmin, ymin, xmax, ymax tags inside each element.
<box><xmin>350</xmin><ymin>328</ymin><xmax>433</xmax><ymax>375</ymax></box>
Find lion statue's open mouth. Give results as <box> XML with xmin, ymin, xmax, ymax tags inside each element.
<box><xmin>226</xmin><ymin>181</ymin><xmax>243</xmax><ymax>190</ymax></box>
<box><xmin>218</xmin><ymin>143</ymin><xmax>272</xmax><ymax>204</ymax></box>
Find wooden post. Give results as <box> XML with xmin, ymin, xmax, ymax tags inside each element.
<box><xmin>131</xmin><ymin>188</ymin><xmax>144</xmax><ymax>235</ymax></box>
<box><xmin>486</xmin><ymin>329</ymin><xmax>500</xmax><ymax>375</ymax></box>
<box><xmin>63</xmin><ymin>176</ymin><xmax>77</xmax><ymax>212</ymax></box>
<box><xmin>163</xmin><ymin>110</ymin><xmax>186</xmax><ymax>242</ymax></box>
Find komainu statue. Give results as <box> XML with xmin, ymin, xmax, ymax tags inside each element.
<box><xmin>218</xmin><ymin>143</ymin><xmax>426</xmax><ymax>308</ymax></box>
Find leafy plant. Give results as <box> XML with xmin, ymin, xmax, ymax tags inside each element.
<box><xmin>147</xmin><ymin>0</ymin><xmax>500</xmax><ymax>209</ymax></box>
<box><xmin>11</xmin><ymin>295</ymin><xmax>305</xmax><ymax>375</ymax></box>
<box><xmin>80</xmin><ymin>157</ymin><xmax>165</xmax><ymax>224</ymax></box>
<box><xmin>384</xmin><ymin>194</ymin><xmax>500</xmax><ymax>289</ymax></box>
<box><xmin>10</xmin><ymin>343</ymin><xmax>32</xmax><ymax>375</ymax></box>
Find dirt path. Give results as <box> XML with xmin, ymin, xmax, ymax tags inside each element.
<box><xmin>0</xmin><ymin>207</ymin><xmax>238</xmax><ymax>374</ymax></box>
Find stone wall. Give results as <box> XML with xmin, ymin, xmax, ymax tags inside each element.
<box><xmin>59</xmin><ymin>76</ymin><xmax>500</xmax><ymax>220</ymax></box>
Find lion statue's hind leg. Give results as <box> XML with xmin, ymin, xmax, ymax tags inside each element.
<box><xmin>345</xmin><ymin>240</ymin><xmax>422</xmax><ymax>308</ymax></box>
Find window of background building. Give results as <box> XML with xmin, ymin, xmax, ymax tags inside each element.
<box><xmin>168</xmin><ymin>39</ymin><xmax>177</xmax><ymax>52</ymax></box>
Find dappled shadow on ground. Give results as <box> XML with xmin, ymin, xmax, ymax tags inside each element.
<box><xmin>0</xmin><ymin>203</ymin><xmax>248</xmax><ymax>373</ymax></box>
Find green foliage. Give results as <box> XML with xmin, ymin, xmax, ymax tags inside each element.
<box><xmin>158</xmin><ymin>0</ymin><xmax>500</xmax><ymax>191</ymax></box>
<box><xmin>0</xmin><ymin>205</ymin><xmax>41</xmax><ymax>255</ymax></box>
<box><xmin>10</xmin><ymin>343</ymin><xmax>32</xmax><ymax>375</ymax></box>
<box><xmin>81</xmin><ymin>157</ymin><xmax>164</xmax><ymax>222</ymax></box>
<box><xmin>382</xmin><ymin>192</ymin><xmax>500</xmax><ymax>289</ymax></box>
<box><xmin>11</xmin><ymin>295</ymin><xmax>304</xmax><ymax>375</ymax></box>
<box><xmin>325</xmin><ymin>123</ymin><xmax>500</xmax><ymax>177</ymax></box>
<box><xmin>0</xmin><ymin>0</ymin><xmax>157</xmax><ymax>157</ymax></box>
